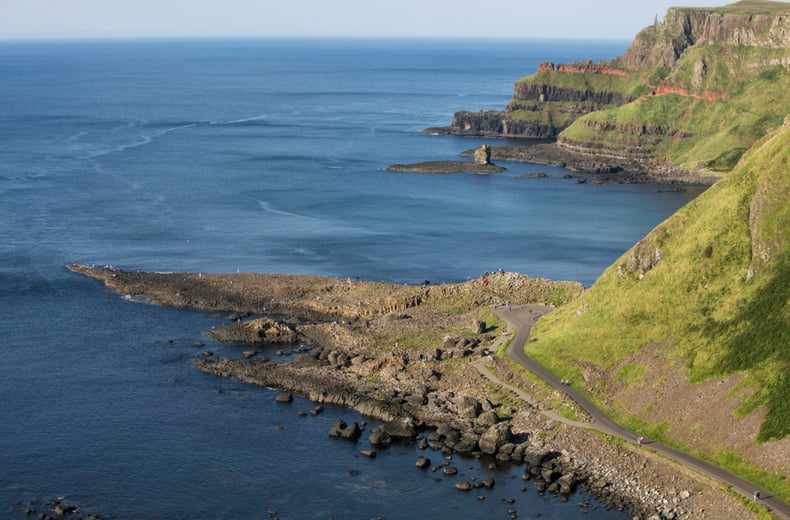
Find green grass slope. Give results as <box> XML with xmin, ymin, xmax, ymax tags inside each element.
<box><xmin>560</xmin><ymin>47</ymin><xmax>790</xmax><ymax>171</ymax></box>
<box><xmin>528</xmin><ymin>120</ymin><xmax>790</xmax><ymax>493</ymax></box>
<box><xmin>504</xmin><ymin>1</ymin><xmax>790</xmax><ymax>174</ymax></box>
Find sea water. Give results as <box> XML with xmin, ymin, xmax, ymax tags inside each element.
<box><xmin>0</xmin><ymin>38</ymin><xmax>703</xmax><ymax>519</ymax></box>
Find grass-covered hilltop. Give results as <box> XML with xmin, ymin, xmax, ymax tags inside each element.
<box><xmin>435</xmin><ymin>0</ymin><xmax>790</xmax><ymax>180</ymax></box>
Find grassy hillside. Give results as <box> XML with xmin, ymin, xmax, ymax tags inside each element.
<box><xmin>560</xmin><ymin>46</ymin><xmax>790</xmax><ymax>171</ymax></box>
<box><xmin>527</xmin><ymin>121</ymin><xmax>790</xmax><ymax>494</ymax></box>
<box><xmin>695</xmin><ymin>0</ymin><xmax>790</xmax><ymax>14</ymax></box>
<box><xmin>482</xmin><ymin>1</ymin><xmax>790</xmax><ymax>175</ymax></box>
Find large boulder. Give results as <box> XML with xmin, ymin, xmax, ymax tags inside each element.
<box><xmin>453</xmin><ymin>433</ymin><xmax>479</xmax><ymax>455</ymax></box>
<box><xmin>208</xmin><ymin>317</ymin><xmax>298</xmax><ymax>344</ymax></box>
<box><xmin>558</xmin><ymin>472</ymin><xmax>578</xmax><ymax>494</ymax></box>
<box><xmin>275</xmin><ymin>391</ymin><xmax>293</xmax><ymax>403</ymax></box>
<box><xmin>328</xmin><ymin>419</ymin><xmax>362</xmax><ymax>440</ymax></box>
<box><xmin>416</xmin><ymin>456</ymin><xmax>431</xmax><ymax>469</ymax></box>
<box><xmin>523</xmin><ymin>447</ymin><xmax>554</xmax><ymax>468</ymax></box>
<box><xmin>455</xmin><ymin>395</ymin><xmax>482</xmax><ymax>419</ymax></box>
<box><xmin>382</xmin><ymin>417</ymin><xmax>418</xmax><ymax>440</ymax></box>
<box><xmin>478</xmin><ymin>423</ymin><xmax>514</xmax><ymax>455</ymax></box>
<box><xmin>368</xmin><ymin>427</ymin><xmax>393</xmax><ymax>446</ymax></box>
<box><xmin>476</xmin><ymin>410</ymin><xmax>499</xmax><ymax>428</ymax></box>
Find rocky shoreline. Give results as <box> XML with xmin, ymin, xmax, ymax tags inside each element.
<box><xmin>405</xmin><ymin>134</ymin><xmax>716</xmax><ymax>185</ymax></box>
<box><xmin>11</xmin><ymin>497</ymin><xmax>104</xmax><ymax>520</ymax></box>
<box><xmin>66</xmin><ymin>265</ymin><xmax>755</xmax><ymax>520</ymax></box>
<box><xmin>456</xmin><ymin>142</ymin><xmax>718</xmax><ymax>186</ymax></box>
<box><xmin>386</xmin><ymin>160</ymin><xmax>505</xmax><ymax>174</ymax></box>
<box><xmin>387</xmin><ymin>144</ymin><xmax>506</xmax><ymax>175</ymax></box>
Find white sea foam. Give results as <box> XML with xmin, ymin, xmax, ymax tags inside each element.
<box><xmin>257</xmin><ymin>200</ymin><xmax>384</xmax><ymax>238</ymax></box>
<box><xmin>257</xmin><ymin>200</ymin><xmax>302</xmax><ymax>218</ymax></box>
<box><xmin>209</xmin><ymin>115</ymin><xmax>269</xmax><ymax>126</ymax></box>
<box><xmin>85</xmin><ymin>123</ymin><xmax>198</xmax><ymax>159</ymax></box>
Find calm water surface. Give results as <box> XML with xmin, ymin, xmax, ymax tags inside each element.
<box><xmin>0</xmin><ymin>38</ymin><xmax>703</xmax><ymax>519</ymax></box>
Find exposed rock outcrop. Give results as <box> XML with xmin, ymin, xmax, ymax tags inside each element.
<box><xmin>386</xmin><ymin>158</ymin><xmax>505</xmax><ymax>174</ymax></box>
<box><xmin>620</xmin><ymin>5</ymin><xmax>790</xmax><ymax>71</ymax></box>
<box><xmin>473</xmin><ymin>144</ymin><xmax>491</xmax><ymax>165</ymax></box>
<box><xmin>513</xmin><ymin>83</ymin><xmax>634</xmax><ymax>105</ymax></box>
<box><xmin>208</xmin><ymin>317</ymin><xmax>299</xmax><ymax>344</ymax></box>
<box><xmin>429</xmin><ymin>1</ymin><xmax>790</xmax><ymax>181</ymax></box>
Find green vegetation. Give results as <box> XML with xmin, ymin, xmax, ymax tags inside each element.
<box><xmin>527</xmin><ymin>123</ymin><xmax>790</xmax><ymax>497</ymax></box>
<box><xmin>446</xmin><ymin>2</ymin><xmax>790</xmax><ymax>500</ymax></box>
<box><xmin>690</xmin><ymin>0</ymin><xmax>790</xmax><ymax>15</ymax></box>
<box><xmin>558</xmin><ymin>46</ymin><xmax>790</xmax><ymax>170</ymax></box>
<box><xmin>493</xmin><ymin>1</ymin><xmax>790</xmax><ymax>173</ymax></box>
<box><xmin>517</xmin><ymin>70</ymin><xmax>646</xmax><ymax>97</ymax></box>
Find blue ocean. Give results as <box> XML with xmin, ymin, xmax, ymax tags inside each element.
<box><xmin>0</xmin><ymin>38</ymin><xmax>704</xmax><ymax>519</ymax></box>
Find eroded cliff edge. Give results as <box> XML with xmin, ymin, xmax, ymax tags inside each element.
<box><xmin>428</xmin><ymin>0</ymin><xmax>790</xmax><ymax>181</ymax></box>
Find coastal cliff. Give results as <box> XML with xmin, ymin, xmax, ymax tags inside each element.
<box><xmin>432</xmin><ymin>0</ymin><xmax>790</xmax><ymax>179</ymax></box>
<box><xmin>528</xmin><ymin>114</ymin><xmax>790</xmax><ymax>507</ymax></box>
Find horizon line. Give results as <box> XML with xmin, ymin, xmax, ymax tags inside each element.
<box><xmin>0</xmin><ymin>34</ymin><xmax>633</xmax><ymax>44</ymax></box>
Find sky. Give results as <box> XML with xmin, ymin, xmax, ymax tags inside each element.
<box><xmin>0</xmin><ymin>0</ymin><xmax>737</xmax><ymax>41</ymax></box>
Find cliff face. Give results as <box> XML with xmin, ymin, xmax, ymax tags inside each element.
<box><xmin>448</xmin><ymin>110</ymin><xmax>562</xmax><ymax>139</ymax></box>
<box><xmin>436</xmin><ymin>1</ymin><xmax>790</xmax><ymax>178</ymax></box>
<box><xmin>620</xmin><ymin>3</ymin><xmax>790</xmax><ymax>71</ymax></box>
<box><xmin>436</xmin><ymin>68</ymin><xmax>641</xmax><ymax>139</ymax></box>
<box><xmin>513</xmin><ymin>82</ymin><xmax>634</xmax><ymax>105</ymax></box>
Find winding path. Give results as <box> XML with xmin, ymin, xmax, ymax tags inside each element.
<box><xmin>472</xmin><ymin>304</ymin><xmax>790</xmax><ymax>520</ymax></box>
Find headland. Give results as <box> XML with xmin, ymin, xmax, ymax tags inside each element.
<box><xmin>68</xmin><ymin>264</ymin><xmax>759</xmax><ymax>519</ymax></box>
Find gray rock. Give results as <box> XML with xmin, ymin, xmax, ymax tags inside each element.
<box><xmin>341</xmin><ymin>422</ymin><xmax>362</xmax><ymax>440</ymax></box>
<box><xmin>479</xmin><ymin>422</ymin><xmax>514</xmax><ymax>455</ymax></box>
<box><xmin>405</xmin><ymin>393</ymin><xmax>427</xmax><ymax>407</ymax></box>
<box><xmin>523</xmin><ymin>447</ymin><xmax>553</xmax><ymax>468</ymax></box>
<box><xmin>275</xmin><ymin>391</ymin><xmax>293</xmax><ymax>403</ymax></box>
<box><xmin>455</xmin><ymin>395</ymin><xmax>482</xmax><ymax>419</ymax></box>
<box><xmin>474</xmin><ymin>320</ymin><xmax>487</xmax><ymax>334</ymax></box>
<box><xmin>541</xmin><ymin>467</ymin><xmax>557</xmax><ymax>483</ymax></box>
<box><xmin>453</xmin><ymin>434</ymin><xmax>479</xmax><ymax>455</ymax></box>
<box><xmin>328</xmin><ymin>419</ymin><xmax>348</xmax><ymax>437</ymax></box>
<box><xmin>455</xmin><ymin>481</ymin><xmax>473</xmax><ymax>491</ymax></box>
<box><xmin>476</xmin><ymin>410</ymin><xmax>499</xmax><ymax>428</ymax></box>
<box><xmin>368</xmin><ymin>428</ymin><xmax>393</xmax><ymax>446</ymax></box>
<box><xmin>382</xmin><ymin>417</ymin><xmax>417</xmax><ymax>439</ymax></box>
<box><xmin>328</xmin><ymin>419</ymin><xmax>362</xmax><ymax>440</ymax></box>
<box><xmin>558</xmin><ymin>473</ymin><xmax>577</xmax><ymax>494</ymax></box>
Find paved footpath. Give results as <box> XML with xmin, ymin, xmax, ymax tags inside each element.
<box><xmin>470</xmin><ymin>304</ymin><xmax>790</xmax><ymax>520</ymax></box>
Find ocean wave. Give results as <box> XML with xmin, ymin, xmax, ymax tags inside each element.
<box><xmin>256</xmin><ymin>200</ymin><xmax>387</xmax><ymax>238</ymax></box>
<box><xmin>85</xmin><ymin>122</ymin><xmax>198</xmax><ymax>159</ymax></box>
<box><xmin>208</xmin><ymin>115</ymin><xmax>271</xmax><ymax>126</ymax></box>
<box><xmin>257</xmin><ymin>200</ymin><xmax>303</xmax><ymax>219</ymax></box>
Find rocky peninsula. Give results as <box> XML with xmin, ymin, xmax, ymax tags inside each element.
<box><xmin>387</xmin><ymin>144</ymin><xmax>506</xmax><ymax>174</ymax></box>
<box><xmin>386</xmin><ymin>160</ymin><xmax>505</xmax><ymax>174</ymax></box>
<box><xmin>68</xmin><ymin>264</ymin><xmax>757</xmax><ymax>520</ymax></box>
